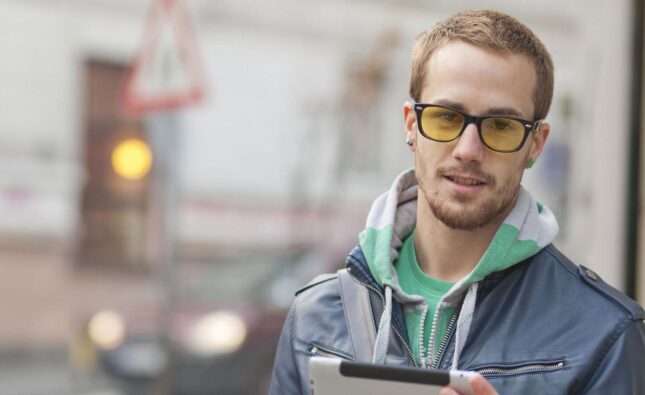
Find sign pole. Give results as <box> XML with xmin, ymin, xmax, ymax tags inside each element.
<box><xmin>146</xmin><ymin>112</ymin><xmax>181</xmax><ymax>393</ymax></box>
<box><xmin>120</xmin><ymin>0</ymin><xmax>205</xmax><ymax>389</ymax></box>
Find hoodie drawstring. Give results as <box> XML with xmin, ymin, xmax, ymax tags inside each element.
<box><xmin>451</xmin><ymin>282</ymin><xmax>478</xmax><ymax>369</ymax></box>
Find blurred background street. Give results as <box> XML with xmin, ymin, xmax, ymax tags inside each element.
<box><xmin>1</xmin><ymin>0</ymin><xmax>644</xmax><ymax>394</ymax></box>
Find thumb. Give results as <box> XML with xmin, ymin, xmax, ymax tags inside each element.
<box><xmin>469</xmin><ymin>374</ymin><xmax>498</xmax><ymax>395</ymax></box>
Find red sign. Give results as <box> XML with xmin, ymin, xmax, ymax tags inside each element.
<box><xmin>120</xmin><ymin>0</ymin><xmax>206</xmax><ymax>114</ymax></box>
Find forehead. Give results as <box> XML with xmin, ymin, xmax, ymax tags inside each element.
<box><xmin>421</xmin><ymin>40</ymin><xmax>537</xmax><ymax>119</ymax></box>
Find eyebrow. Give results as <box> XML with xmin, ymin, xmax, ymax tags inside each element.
<box><xmin>430</xmin><ymin>99</ymin><xmax>527</xmax><ymax>119</ymax></box>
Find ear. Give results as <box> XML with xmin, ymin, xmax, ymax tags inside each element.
<box><xmin>403</xmin><ymin>101</ymin><xmax>417</xmax><ymax>152</ymax></box>
<box><xmin>528</xmin><ymin>121</ymin><xmax>550</xmax><ymax>162</ymax></box>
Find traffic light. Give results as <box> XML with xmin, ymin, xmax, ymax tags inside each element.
<box><xmin>111</xmin><ymin>138</ymin><xmax>153</xmax><ymax>180</ymax></box>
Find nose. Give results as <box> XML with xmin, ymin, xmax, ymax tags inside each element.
<box><xmin>452</xmin><ymin>123</ymin><xmax>485</xmax><ymax>163</ymax></box>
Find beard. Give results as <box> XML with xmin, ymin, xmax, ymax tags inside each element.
<box><xmin>416</xmin><ymin>156</ymin><xmax>524</xmax><ymax>231</ymax></box>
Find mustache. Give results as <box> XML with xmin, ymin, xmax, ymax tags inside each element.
<box><xmin>435</xmin><ymin>165</ymin><xmax>495</xmax><ymax>185</ymax></box>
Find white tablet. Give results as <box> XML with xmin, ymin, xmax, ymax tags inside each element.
<box><xmin>309</xmin><ymin>356</ymin><xmax>476</xmax><ymax>395</ymax></box>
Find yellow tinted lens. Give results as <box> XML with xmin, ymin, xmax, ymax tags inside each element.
<box><xmin>481</xmin><ymin>118</ymin><xmax>525</xmax><ymax>151</ymax></box>
<box><xmin>421</xmin><ymin>107</ymin><xmax>464</xmax><ymax>141</ymax></box>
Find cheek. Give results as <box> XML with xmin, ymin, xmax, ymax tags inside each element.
<box><xmin>489</xmin><ymin>147</ymin><xmax>530</xmax><ymax>181</ymax></box>
<box><xmin>498</xmin><ymin>159</ymin><xmax>526</xmax><ymax>186</ymax></box>
<box><xmin>415</xmin><ymin>147</ymin><xmax>438</xmax><ymax>178</ymax></box>
<box><xmin>416</xmin><ymin>141</ymin><xmax>446</xmax><ymax>165</ymax></box>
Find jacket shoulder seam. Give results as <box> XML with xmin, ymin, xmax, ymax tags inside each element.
<box><xmin>543</xmin><ymin>246</ymin><xmax>643</xmax><ymax>319</ymax></box>
<box><xmin>295</xmin><ymin>273</ymin><xmax>338</xmax><ymax>296</ymax></box>
<box><xmin>542</xmin><ymin>246</ymin><xmax>579</xmax><ymax>277</ymax></box>
<box><xmin>289</xmin><ymin>296</ymin><xmax>303</xmax><ymax>392</ymax></box>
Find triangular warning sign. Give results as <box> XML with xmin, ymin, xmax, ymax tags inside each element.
<box><xmin>121</xmin><ymin>0</ymin><xmax>205</xmax><ymax>114</ymax></box>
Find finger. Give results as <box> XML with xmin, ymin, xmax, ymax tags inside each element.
<box><xmin>469</xmin><ymin>374</ymin><xmax>498</xmax><ymax>395</ymax></box>
<box><xmin>439</xmin><ymin>387</ymin><xmax>459</xmax><ymax>395</ymax></box>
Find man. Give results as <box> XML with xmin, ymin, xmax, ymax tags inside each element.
<box><xmin>270</xmin><ymin>10</ymin><xmax>645</xmax><ymax>395</ymax></box>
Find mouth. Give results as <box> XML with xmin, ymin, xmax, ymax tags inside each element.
<box><xmin>443</xmin><ymin>175</ymin><xmax>487</xmax><ymax>186</ymax></box>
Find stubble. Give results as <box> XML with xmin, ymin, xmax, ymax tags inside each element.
<box><xmin>415</xmin><ymin>155</ymin><xmax>525</xmax><ymax>231</ymax></box>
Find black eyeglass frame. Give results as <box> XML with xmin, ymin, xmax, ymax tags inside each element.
<box><xmin>413</xmin><ymin>103</ymin><xmax>542</xmax><ymax>153</ymax></box>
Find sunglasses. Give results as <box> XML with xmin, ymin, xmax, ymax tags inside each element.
<box><xmin>413</xmin><ymin>103</ymin><xmax>542</xmax><ymax>153</ymax></box>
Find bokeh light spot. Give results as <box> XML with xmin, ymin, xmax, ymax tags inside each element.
<box><xmin>111</xmin><ymin>138</ymin><xmax>152</xmax><ymax>180</ymax></box>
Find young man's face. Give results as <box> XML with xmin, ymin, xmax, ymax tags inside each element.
<box><xmin>403</xmin><ymin>40</ymin><xmax>549</xmax><ymax>230</ymax></box>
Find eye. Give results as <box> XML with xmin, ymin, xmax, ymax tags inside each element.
<box><xmin>439</xmin><ymin>111</ymin><xmax>457</xmax><ymax>121</ymax></box>
<box><xmin>491</xmin><ymin>119</ymin><xmax>513</xmax><ymax>130</ymax></box>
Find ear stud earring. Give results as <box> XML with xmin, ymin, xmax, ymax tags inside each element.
<box><xmin>526</xmin><ymin>158</ymin><xmax>535</xmax><ymax>169</ymax></box>
<box><xmin>406</xmin><ymin>139</ymin><xmax>413</xmax><ymax>147</ymax></box>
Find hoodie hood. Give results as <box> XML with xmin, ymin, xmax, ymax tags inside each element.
<box><xmin>358</xmin><ymin>168</ymin><xmax>559</xmax><ymax>367</ymax></box>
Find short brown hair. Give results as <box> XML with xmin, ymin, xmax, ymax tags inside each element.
<box><xmin>409</xmin><ymin>10</ymin><xmax>554</xmax><ymax>120</ymax></box>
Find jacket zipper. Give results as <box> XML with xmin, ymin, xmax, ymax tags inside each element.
<box><xmin>346</xmin><ymin>267</ymin><xmax>418</xmax><ymax>367</ymax></box>
<box><xmin>430</xmin><ymin>307</ymin><xmax>459</xmax><ymax>368</ymax></box>
<box><xmin>476</xmin><ymin>361</ymin><xmax>565</xmax><ymax>377</ymax></box>
<box><xmin>308</xmin><ymin>343</ymin><xmax>351</xmax><ymax>360</ymax></box>
<box><xmin>431</xmin><ymin>296</ymin><xmax>465</xmax><ymax>369</ymax></box>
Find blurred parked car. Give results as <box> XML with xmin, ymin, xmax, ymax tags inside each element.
<box><xmin>85</xmin><ymin>247</ymin><xmax>346</xmax><ymax>395</ymax></box>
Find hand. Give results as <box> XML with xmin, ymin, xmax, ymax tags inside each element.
<box><xmin>439</xmin><ymin>374</ymin><xmax>499</xmax><ymax>395</ymax></box>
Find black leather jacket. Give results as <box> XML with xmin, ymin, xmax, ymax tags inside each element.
<box><xmin>269</xmin><ymin>244</ymin><xmax>645</xmax><ymax>394</ymax></box>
